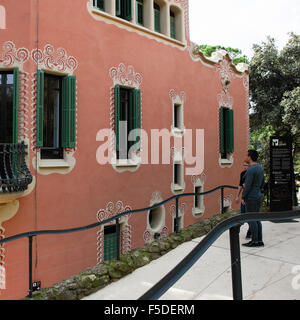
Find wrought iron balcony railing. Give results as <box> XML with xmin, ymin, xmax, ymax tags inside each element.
<box><xmin>0</xmin><ymin>142</ymin><xmax>33</xmax><ymax>193</ymax></box>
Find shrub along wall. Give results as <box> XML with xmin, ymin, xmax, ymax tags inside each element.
<box><xmin>25</xmin><ymin>211</ymin><xmax>237</xmax><ymax>300</ymax></box>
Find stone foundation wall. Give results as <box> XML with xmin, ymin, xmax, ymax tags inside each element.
<box><xmin>25</xmin><ymin>211</ymin><xmax>237</xmax><ymax>300</ymax></box>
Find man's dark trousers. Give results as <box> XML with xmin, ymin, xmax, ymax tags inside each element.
<box><xmin>245</xmin><ymin>197</ymin><xmax>263</xmax><ymax>242</ymax></box>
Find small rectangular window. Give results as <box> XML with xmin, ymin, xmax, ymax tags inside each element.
<box><xmin>173</xmin><ymin>104</ymin><xmax>182</xmax><ymax>129</ymax></box>
<box><xmin>195</xmin><ymin>186</ymin><xmax>203</xmax><ymax>209</ymax></box>
<box><xmin>219</xmin><ymin>107</ymin><xmax>234</xmax><ymax>159</ymax></box>
<box><xmin>104</xmin><ymin>225</ymin><xmax>119</xmax><ymax>261</ymax></box>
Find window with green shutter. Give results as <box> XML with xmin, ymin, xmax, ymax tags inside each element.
<box><xmin>37</xmin><ymin>71</ymin><xmax>77</xmax><ymax>159</ymax></box>
<box><xmin>170</xmin><ymin>10</ymin><xmax>176</xmax><ymax>39</ymax></box>
<box><xmin>116</xmin><ymin>0</ymin><xmax>132</xmax><ymax>21</ymax></box>
<box><xmin>154</xmin><ymin>3</ymin><xmax>161</xmax><ymax>33</ymax></box>
<box><xmin>0</xmin><ymin>69</ymin><xmax>19</xmax><ymax>144</ymax></box>
<box><xmin>93</xmin><ymin>0</ymin><xmax>105</xmax><ymax>11</ymax></box>
<box><xmin>114</xmin><ymin>85</ymin><xmax>141</xmax><ymax>159</ymax></box>
<box><xmin>219</xmin><ymin>107</ymin><xmax>234</xmax><ymax>157</ymax></box>
<box><xmin>104</xmin><ymin>225</ymin><xmax>119</xmax><ymax>261</ymax></box>
<box><xmin>136</xmin><ymin>0</ymin><xmax>144</xmax><ymax>26</ymax></box>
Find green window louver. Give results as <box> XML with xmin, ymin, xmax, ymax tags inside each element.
<box><xmin>62</xmin><ymin>76</ymin><xmax>77</xmax><ymax>148</ymax></box>
<box><xmin>93</xmin><ymin>0</ymin><xmax>105</xmax><ymax>11</ymax></box>
<box><xmin>225</xmin><ymin>108</ymin><xmax>234</xmax><ymax>153</ymax></box>
<box><xmin>154</xmin><ymin>3</ymin><xmax>161</xmax><ymax>33</ymax></box>
<box><xmin>104</xmin><ymin>226</ymin><xmax>119</xmax><ymax>261</ymax></box>
<box><xmin>129</xmin><ymin>89</ymin><xmax>141</xmax><ymax>151</ymax></box>
<box><xmin>114</xmin><ymin>85</ymin><xmax>121</xmax><ymax>151</ymax></box>
<box><xmin>219</xmin><ymin>107</ymin><xmax>234</xmax><ymax>154</ymax></box>
<box><xmin>12</xmin><ymin>68</ymin><xmax>19</xmax><ymax>144</ymax></box>
<box><xmin>116</xmin><ymin>0</ymin><xmax>132</xmax><ymax>21</ymax></box>
<box><xmin>136</xmin><ymin>0</ymin><xmax>144</xmax><ymax>26</ymax></box>
<box><xmin>36</xmin><ymin>69</ymin><xmax>44</xmax><ymax>147</ymax></box>
<box><xmin>170</xmin><ymin>11</ymin><xmax>176</xmax><ymax>39</ymax></box>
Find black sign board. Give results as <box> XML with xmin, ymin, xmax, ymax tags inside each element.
<box><xmin>270</xmin><ymin>136</ymin><xmax>293</xmax><ymax>211</ymax></box>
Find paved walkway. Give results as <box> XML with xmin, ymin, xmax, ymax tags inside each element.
<box><xmin>84</xmin><ymin>217</ymin><xmax>300</xmax><ymax>300</ymax></box>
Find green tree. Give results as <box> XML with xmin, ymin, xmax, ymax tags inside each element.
<box><xmin>249</xmin><ymin>33</ymin><xmax>300</xmax><ymax>204</ymax></box>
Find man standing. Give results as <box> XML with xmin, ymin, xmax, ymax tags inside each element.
<box><xmin>242</xmin><ymin>149</ymin><xmax>265</xmax><ymax>247</ymax></box>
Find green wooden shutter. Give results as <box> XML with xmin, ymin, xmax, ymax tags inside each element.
<box><xmin>62</xmin><ymin>76</ymin><xmax>77</xmax><ymax>148</ymax></box>
<box><xmin>95</xmin><ymin>0</ymin><xmax>105</xmax><ymax>10</ymax></box>
<box><xmin>116</xmin><ymin>0</ymin><xmax>121</xmax><ymax>16</ymax></box>
<box><xmin>170</xmin><ymin>15</ymin><xmax>176</xmax><ymax>39</ymax></box>
<box><xmin>104</xmin><ymin>231</ymin><xmax>118</xmax><ymax>261</ymax></box>
<box><xmin>219</xmin><ymin>107</ymin><xmax>225</xmax><ymax>154</ymax></box>
<box><xmin>128</xmin><ymin>89</ymin><xmax>141</xmax><ymax>151</ymax></box>
<box><xmin>134</xmin><ymin>89</ymin><xmax>141</xmax><ymax>150</ymax></box>
<box><xmin>114</xmin><ymin>85</ymin><xmax>121</xmax><ymax>151</ymax></box>
<box><xmin>12</xmin><ymin>68</ymin><xmax>19</xmax><ymax>144</ymax></box>
<box><xmin>124</xmin><ymin>0</ymin><xmax>132</xmax><ymax>21</ymax></box>
<box><xmin>154</xmin><ymin>8</ymin><xmax>161</xmax><ymax>33</ymax></box>
<box><xmin>136</xmin><ymin>0</ymin><xmax>144</xmax><ymax>25</ymax></box>
<box><xmin>225</xmin><ymin>108</ymin><xmax>234</xmax><ymax>153</ymax></box>
<box><xmin>36</xmin><ymin>70</ymin><xmax>44</xmax><ymax>147</ymax></box>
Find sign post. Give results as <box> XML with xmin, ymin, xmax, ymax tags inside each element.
<box><xmin>270</xmin><ymin>136</ymin><xmax>293</xmax><ymax>212</ymax></box>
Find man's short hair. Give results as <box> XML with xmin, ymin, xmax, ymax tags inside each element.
<box><xmin>248</xmin><ymin>149</ymin><xmax>259</xmax><ymax>162</ymax></box>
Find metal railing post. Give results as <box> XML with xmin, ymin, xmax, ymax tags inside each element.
<box><xmin>229</xmin><ymin>225</ymin><xmax>243</xmax><ymax>300</ymax></box>
<box><xmin>28</xmin><ymin>235</ymin><xmax>33</xmax><ymax>298</ymax></box>
<box><xmin>175</xmin><ymin>197</ymin><xmax>179</xmax><ymax>233</ymax></box>
<box><xmin>116</xmin><ymin>218</ymin><xmax>120</xmax><ymax>260</ymax></box>
<box><xmin>221</xmin><ymin>187</ymin><xmax>224</xmax><ymax>214</ymax></box>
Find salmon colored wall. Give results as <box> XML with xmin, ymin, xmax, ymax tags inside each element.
<box><xmin>0</xmin><ymin>0</ymin><xmax>249</xmax><ymax>299</ymax></box>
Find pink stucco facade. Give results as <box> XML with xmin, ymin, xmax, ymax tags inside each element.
<box><xmin>0</xmin><ymin>0</ymin><xmax>249</xmax><ymax>299</ymax></box>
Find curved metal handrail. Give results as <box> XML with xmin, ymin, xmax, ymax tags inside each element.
<box><xmin>138</xmin><ymin>210</ymin><xmax>300</xmax><ymax>300</ymax></box>
<box><xmin>0</xmin><ymin>185</ymin><xmax>237</xmax><ymax>245</ymax></box>
<box><xmin>0</xmin><ymin>184</ymin><xmax>237</xmax><ymax>298</ymax></box>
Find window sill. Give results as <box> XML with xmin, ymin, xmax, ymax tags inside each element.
<box><xmin>171</xmin><ymin>182</ymin><xmax>186</xmax><ymax>194</ymax></box>
<box><xmin>219</xmin><ymin>154</ymin><xmax>234</xmax><ymax>168</ymax></box>
<box><xmin>114</xmin><ymin>159</ymin><xmax>140</xmax><ymax>167</ymax></box>
<box><xmin>172</xmin><ymin>127</ymin><xmax>185</xmax><ymax>137</ymax></box>
<box><xmin>192</xmin><ymin>206</ymin><xmax>205</xmax><ymax>217</ymax></box>
<box><xmin>38</xmin><ymin>159</ymin><xmax>71</xmax><ymax>168</ymax></box>
<box><xmin>91</xmin><ymin>8</ymin><xmax>186</xmax><ymax>48</ymax></box>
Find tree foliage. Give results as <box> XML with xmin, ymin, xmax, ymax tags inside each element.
<box><xmin>250</xmin><ymin>33</ymin><xmax>300</xmax><ymax>165</ymax></box>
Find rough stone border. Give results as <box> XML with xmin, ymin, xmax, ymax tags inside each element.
<box><xmin>25</xmin><ymin>211</ymin><xmax>238</xmax><ymax>300</ymax></box>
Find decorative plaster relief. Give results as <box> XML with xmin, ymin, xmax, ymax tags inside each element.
<box><xmin>109</xmin><ymin>63</ymin><xmax>143</xmax><ymax>173</ymax></box>
<box><xmin>96</xmin><ymin>200</ymin><xmax>132</xmax><ymax>264</ymax></box>
<box><xmin>31</xmin><ymin>44</ymin><xmax>78</xmax><ymax>174</ymax></box>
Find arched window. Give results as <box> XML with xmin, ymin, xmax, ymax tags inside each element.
<box><xmin>170</xmin><ymin>9</ymin><xmax>176</xmax><ymax>39</ymax></box>
<box><xmin>136</xmin><ymin>0</ymin><xmax>144</xmax><ymax>26</ymax></box>
<box><xmin>153</xmin><ymin>2</ymin><xmax>161</xmax><ymax>33</ymax></box>
<box><xmin>169</xmin><ymin>5</ymin><xmax>184</xmax><ymax>41</ymax></box>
